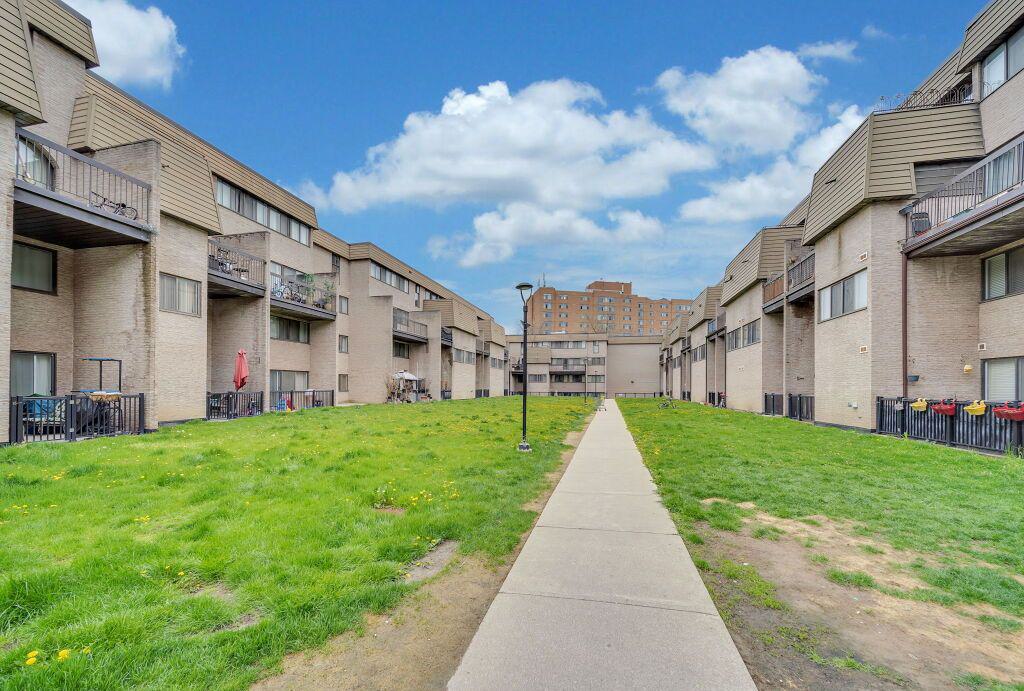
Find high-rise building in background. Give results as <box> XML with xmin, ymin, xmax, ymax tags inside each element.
<box><xmin>526</xmin><ymin>281</ymin><xmax>691</xmax><ymax>336</ymax></box>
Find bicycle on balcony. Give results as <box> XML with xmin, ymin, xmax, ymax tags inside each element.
<box><xmin>89</xmin><ymin>192</ymin><xmax>139</xmax><ymax>220</ymax></box>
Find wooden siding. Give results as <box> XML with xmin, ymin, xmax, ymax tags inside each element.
<box><xmin>758</xmin><ymin>226</ymin><xmax>804</xmax><ymax>276</ymax></box>
<box><xmin>686</xmin><ymin>287</ymin><xmax>709</xmax><ymax>331</ymax></box>
<box><xmin>958</xmin><ymin>0</ymin><xmax>1024</xmax><ymax>73</ymax></box>
<box><xmin>912</xmin><ymin>49</ymin><xmax>966</xmax><ymax>94</ymax></box>
<box><xmin>803</xmin><ymin>120</ymin><xmax>870</xmax><ymax>244</ymax></box>
<box><xmin>489</xmin><ymin>322</ymin><xmax>507</xmax><ymax>347</ymax></box>
<box><xmin>526</xmin><ymin>347</ymin><xmax>551</xmax><ymax>364</ymax></box>
<box><xmin>720</xmin><ymin>233</ymin><xmax>762</xmax><ymax>306</ymax></box>
<box><xmin>311</xmin><ymin>228</ymin><xmax>350</xmax><ymax>259</ymax></box>
<box><xmin>0</xmin><ymin>0</ymin><xmax>42</xmax><ymax>123</ymax></box>
<box><xmin>865</xmin><ymin>104</ymin><xmax>985</xmax><ymax>198</ymax></box>
<box><xmin>686</xmin><ymin>285</ymin><xmax>722</xmax><ymax>329</ymax></box>
<box><xmin>22</xmin><ymin>0</ymin><xmax>97</xmax><ymax>66</ymax></box>
<box><xmin>779</xmin><ymin>195</ymin><xmax>809</xmax><ymax>226</ymax></box>
<box><xmin>914</xmin><ymin>160</ymin><xmax>978</xmax><ymax>197</ymax></box>
<box><xmin>421</xmin><ymin>298</ymin><xmax>479</xmax><ymax>335</ymax></box>
<box><xmin>67</xmin><ymin>74</ymin><xmax>316</xmax><ymax>229</ymax></box>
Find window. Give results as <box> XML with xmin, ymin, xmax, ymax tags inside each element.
<box><xmin>819</xmin><ymin>270</ymin><xmax>867</xmax><ymax>321</ymax></box>
<box><xmin>338</xmin><ymin>296</ymin><xmax>349</xmax><ymax>314</ymax></box>
<box><xmin>984</xmin><ymin>248</ymin><xmax>1024</xmax><ymax>299</ymax></box>
<box><xmin>453</xmin><ymin>348</ymin><xmax>476</xmax><ymax>364</ymax></box>
<box><xmin>593</xmin><ymin>342</ymin><xmax>600</xmax><ymax>353</ymax></box>
<box><xmin>338</xmin><ymin>335</ymin><xmax>349</xmax><ymax>353</ymax></box>
<box><xmin>558</xmin><ymin>295</ymin><xmax>567</xmax><ymax>300</ymax></box>
<box><xmin>589</xmin><ymin>356</ymin><xmax>605</xmax><ymax>365</ymax></box>
<box><xmin>338</xmin><ymin>373</ymin><xmax>349</xmax><ymax>392</ymax></box>
<box><xmin>692</xmin><ymin>344</ymin><xmax>707</xmax><ymax>362</ymax></box>
<box><xmin>544</xmin><ymin>312</ymin><xmax>552</xmax><ymax>318</ymax></box>
<box><xmin>984</xmin><ymin>44</ymin><xmax>1007</xmax><ymax>97</ymax></box>
<box><xmin>726</xmin><ymin>328</ymin><xmax>740</xmax><ymax>351</ymax></box>
<box><xmin>587</xmin><ymin>374</ymin><xmax>605</xmax><ymax>383</ymax></box>
<box><xmin>528</xmin><ymin>374</ymin><xmax>547</xmax><ymax>383</ymax></box>
<box><xmin>984</xmin><ymin>357</ymin><xmax>1022</xmax><ymax>400</ymax></box>
<box><xmin>984</xmin><ymin>147</ymin><xmax>1018</xmax><ymax>198</ymax></box>
<box><xmin>371</xmin><ymin>262</ymin><xmax>409</xmax><ymax>292</ymax></box>
<box><xmin>543</xmin><ymin>293</ymin><xmax>552</xmax><ymax>300</ymax></box>
<box><xmin>332</xmin><ymin>253</ymin><xmax>341</xmax><ymax>272</ymax></box>
<box><xmin>271</xmin><ymin>370</ymin><xmax>308</xmax><ymax>391</ymax></box>
<box><xmin>544</xmin><ymin>303</ymin><xmax>552</xmax><ymax>309</ymax></box>
<box><xmin>11</xmin><ymin>351</ymin><xmax>54</xmax><ymax>397</ymax></box>
<box><xmin>159</xmin><ymin>273</ymin><xmax>201</xmax><ymax>316</ymax></box>
<box><xmin>727</xmin><ymin>320</ymin><xmax>761</xmax><ymax>350</ymax></box>
<box><xmin>215</xmin><ymin>178</ymin><xmax>310</xmax><ymax>245</ymax></box>
<box><xmin>271</xmin><ymin>316</ymin><xmax>309</xmax><ymax>343</ymax></box>
<box><xmin>12</xmin><ymin>242</ymin><xmax>56</xmax><ymax>293</ymax></box>
<box><xmin>393</xmin><ymin>341</ymin><xmax>410</xmax><ymax>358</ymax></box>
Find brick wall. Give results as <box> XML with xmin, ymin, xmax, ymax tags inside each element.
<box><xmin>24</xmin><ymin>32</ymin><xmax>85</xmax><ymax>146</ymax></box>
<box><xmin>0</xmin><ymin>111</ymin><xmax>14</xmax><ymax>441</ymax></box>
<box><xmin>607</xmin><ymin>342</ymin><xmax>660</xmax><ymax>395</ymax></box>
<box><xmin>723</xmin><ymin>285</ymin><xmax>764</xmax><ymax>412</ymax></box>
<box><xmin>783</xmin><ymin>301</ymin><xmax>815</xmax><ymax>397</ymax></box>
<box><xmin>451</xmin><ymin>327</ymin><xmax>476</xmax><ymax>399</ymax></box>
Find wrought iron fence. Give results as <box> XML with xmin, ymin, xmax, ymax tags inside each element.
<box><xmin>9</xmin><ymin>393</ymin><xmax>145</xmax><ymax>443</ymax></box>
<box><xmin>475</xmin><ymin>389</ymin><xmax>490</xmax><ymax>398</ymax></box>
<box><xmin>441</xmin><ymin>328</ymin><xmax>453</xmax><ymax>345</ymax></box>
<box><xmin>707</xmin><ymin>391</ymin><xmax>726</xmax><ymax>407</ymax></box>
<box><xmin>764</xmin><ymin>392</ymin><xmax>785</xmax><ymax>416</ymax></box>
<box><xmin>787</xmin><ymin>253</ymin><xmax>815</xmax><ymax>289</ymax></box>
<box><xmin>875</xmin><ymin>397</ymin><xmax>1022</xmax><ymax>455</ymax></box>
<box><xmin>901</xmin><ymin>132</ymin><xmax>1024</xmax><ymax>241</ymax></box>
<box><xmin>763</xmin><ymin>274</ymin><xmax>784</xmax><ymax>303</ymax></box>
<box><xmin>681</xmin><ymin>390</ymin><xmax>691</xmax><ymax>401</ymax></box>
<box><xmin>206</xmin><ymin>391</ymin><xmax>263</xmax><ymax>420</ymax></box>
<box><xmin>873</xmin><ymin>82</ymin><xmax>974</xmax><ymax>114</ymax></box>
<box><xmin>615</xmin><ymin>392</ymin><xmax>662</xmax><ymax>398</ymax></box>
<box><xmin>271</xmin><ymin>273</ymin><xmax>336</xmax><ymax>313</ymax></box>
<box><xmin>441</xmin><ymin>389</ymin><xmax>452</xmax><ymax>400</ymax></box>
<box><xmin>208</xmin><ymin>240</ymin><xmax>266</xmax><ymax>287</ymax></box>
<box><xmin>15</xmin><ymin>128</ymin><xmax>152</xmax><ymax>226</ymax></box>
<box><xmin>269</xmin><ymin>389</ymin><xmax>334</xmax><ymax>412</ymax></box>
<box><xmin>787</xmin><ymin>394</ymin><xmax>814</xmax><ymax>422</ymax></box>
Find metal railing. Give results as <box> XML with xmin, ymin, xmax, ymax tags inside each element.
<box><xmin>706</xmin><ymin>317</ymin><xmax>720</xmax><ymax>335</ymax></box>
<box><xmin>271</xmin><ymin>273</ymin><xmax>336</xmax><ymax>313</ymax></box>
<box><xmin>763</xmin><ymin>392</ymin><xmax>784</xmax><ymax>416</ymax></box>
<box><xmin>269</xmin><ymin>389</ymin><xmax>334</xmax><ymax>412</ymax></box>
<box><xmin>707</xmin><ymin>391</ymin><xmax>726</xmax><ymax>407</ymax></box>
<box><xmin>475</xmin><ymin>389</ymin><xmax>490</xmax><ymax>398</ymax></box>
<box><xmin>902</xmin><ymin>132</ymin><xmax>1024</xmax><ymax>241</ymax></box>
<box><xmin>15</xmin><ymin>128</ymin><xmax>152</xmax><ymax>227</ymax></box>
<box><xmin>9</xmin><ymin>393</ymin><xmax>145</xmax><ymax>443</ymax></box>
<box><xmin>440</xmin><ymin>327</ymin><xmax>453</xmax><ymax>345</ymax></box>
<box><xmin>552</xmin><ymin>362</ymin><xmax>587</xmax><ymax>371</ymax></box>
<box><xmin>681</xmin><ymin>390</ymin><xmax>691</xmax><ymax>401</ymax></box>
<box><xmin>876</xmin><ymin>397</ymin><xmax>1022</xmax><ymax>455</ymax></box>
<box><xmin>615</xmin><ymin>392</ymin><xmax>662</xmax><ymax>398</ymax></box>
<box><xmin>206</xmin><ymin>391</ymin><xmax>263</xmax><ymax>420</ymax></box>
<box><xmin>441</xmin><ymin>389</ymin><xmax>452</xmax><ymax>400</ymax></box>
<box><xmin>788</xmin><ymin>253</ymin><xmax>815</xmax><ymax>289</ymax></box>
<box><xmin>763</xmin><ymin>274</ymin><xmax>784</xmax><ymax>303</ymax></box>
<box><xmin>873</xmin><ymin>82</ymin><xmax>974</xmax><ymax>114</ymax></box>
<box><xmin>393</xmin><ymin>313</ymin><xmax>428</xmax><ymax>338</ymax></box>
<box><xmin>787</xmin><ymin>394</ymin><xmax>814</xmax><ymax>422</ymax></box>
<box><xmin>208</xmin><ymin>240</ymin><xmax>266</xmax><ymax>287</ymax></box>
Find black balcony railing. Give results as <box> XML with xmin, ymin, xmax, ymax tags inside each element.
<box><xmin>763</xmin><ymin>392</ymin><xmax>785</xmax><ymax>416</ymax></box>
<box><xmin>208</xmin><ymin>240</ymin><xmax>266</xmax><ymax>287</ymax></box>
<box><xmin>681</xmin><ymin>390</ymin><xmax>691</xmax><ymax>401</ymax></box>
<box><xmin>787</xmin><ymin>254</ymin><xmax>815</xmax><ymax>289</ymax></box>
<box><xmin>15</xmin><ymin>128</ymin><xmax>153</xmax><ymax>227</ymax></box>
<box><xmin>393</xmin><ymin>313</ymin><xmax>428</xmax><ymax>338</ymax></box>
<box><xmin>441</xmin><ymin>389</ymin><xmax>452</xmax><ymax>400</ymax></box>
<box><xmin>873</xmin><ymin>82</ymin><xmax>974</xmax><ymax>114</ymax></box>
<box><xmin>787</xmin><ymin>394</ymin><xmax>814</xmax><ymax>422</ymax></box>
<box><xmin>763</xmin><ymin>274</ymin><xmax>784</xmax><ymax>303</ymax></box>
<box><xmin>271</xmin><ymin>274</ymin><xmax>336</xmax><ymax>313</ymax></box>
<box><xmin>615</xmin><ymin>392</ymin><xmax>662</xmax><ymax>398</ymax></box>
<box><xmin>206</xmin><ymin>391</ymin><xmax>263</xmax><ymax>420</ymax></box>
<box><xmin>707</xmin><ymin>391</ymin><xmax>726</xmax><ymax>407</ymax></box>
<box><xmin>9</xmin><ymin>393</ymin><xmax>145</xmax><ymax>443</ymax></box>
<box><xmin>441</xmin><ymin>327</ymin><xmax>453</xmax><ymax>345</ymax></box>
<box><xmin>902</xmin><ymin>132</ymin><xmax>1024</xmax><ymax>242</ymax></box>
<box><xmin>876</xmin><ymin>397</ymin><xmax>1022</xmax><ymax>455</ymax></box>
<box><xmin>475</xmin><ymin>389</ymin><xmax>490</xmax><ymax>398</ymax></box>
<box><xmin>269</xmin><ymin>389</ymin><xmax>334</xmax><ymax>412</ymax></box>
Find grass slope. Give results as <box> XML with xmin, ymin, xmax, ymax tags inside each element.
<box><xmin>0</xmin><ymin>397</ymin><xmax>591</xmax><ymax>689</ymax></box>
<box><xmin>618</xmin><ymin>400</ymin><xmax>1024</xmax><ymax>617</ymax></box>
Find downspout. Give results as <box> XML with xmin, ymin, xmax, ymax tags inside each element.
<box><xmin>901</xmin><ymin>251</ymin><xmax>909</xmax><ymax>399</ymax></box>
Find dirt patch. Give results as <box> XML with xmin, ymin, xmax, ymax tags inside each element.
<box><xmin>192</xmin><ymin>582</ymin><xmax>236</xmax><ymax>603</ymax></box>
<box><xmin>374</xmin><ymin>506</ymin><xmax>405</xmax><ymax>516</ymax></box>
<box><xmin>406</xmin><ymin>540</ymin><xmax>459</xmax><ymax>582</ymax></box>
<box><xmin>217</xmin><ymin>611</ymin><xmax>261</xmax><ymax>632</ymax></box>
<box><xmin>695</xmin><ymin>504</ymin><xmax>1024</xmax><ymax>689</ymax></box>
<box><xmin>252</xmin><ymin>411</ymin><xmax>596</xmax><ymax>690</ymax></box>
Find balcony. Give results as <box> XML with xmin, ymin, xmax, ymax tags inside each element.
<box><xmin>207</xmin><ymin>239</ymin><xmax>266</xmax><ymax>298</ymax></box>
<box><xmin>475</xmin><ymin>338</ymin><xmax>490</xmax><ymax>355</ymax></box>
<box><xmin>707</xmin><ymin>311</ymin><xmax>725</xmax><ymax>336</ymax></box>
<box><xmin>13</xmin><ymin>128</ymin><xmax>153</xmax><ymax>248</ymax></box>
<box><xmin>270</xmin><ymin>272</ymin><xmax>337</xmax><ymax>320</ymax></box>
<box><xmin>873</xmin><ymin>82</ymin><xmax>973</xmax><ymax>114</ymax></box>
<box><xmin>441</xmin><ymin>327</ymin><xmax>453</xmax><ymax>346</ymax></box>
<box><xmin>786</xmin><ymin>252</ymin><xmax>815</xmax><ymax>303</ymax></box>
<box><xmin>902</xmin><ymin>132</ymin><xmax>1024</xmax><ymax>258</ymax></box>
<box><xmin>551</xmin><ymin>361</ymin><xmax>587</xmax><ymax>372</ymax></box>
<box><xmin>9</xmin><ymin>393</ymin><xmax>145</xmax><ymax>443</ymax></box>
<box><xmin>393</xmin><ymin>311</ymin><xmax>428</xmax><ymax>343</ymax></box>
<box><xmin>763</xmin><ymin>273</ymin><xmax>784</xmax><ymax>312</ymax></box>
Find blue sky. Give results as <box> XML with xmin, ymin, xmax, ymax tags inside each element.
<box><xmin>69</xmin><ymin>0</ymin><xmax>984</xmax><ymax>328</ymax></box>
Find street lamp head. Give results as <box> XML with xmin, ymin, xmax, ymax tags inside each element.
<box><xmin>515</xmin><ymin>282</ymin><xmax>533</xmax><ymax>292</ymax></box>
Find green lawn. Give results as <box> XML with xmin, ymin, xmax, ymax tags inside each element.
<box><xmin>618</xmin><ymin>400</ymin><xmax>1024</xmax><ymax>619</ymax></box>
<box><xmin>0</xmin><ymin>397</ymin><xmax>591</xmax><ymax>689</ymax></box>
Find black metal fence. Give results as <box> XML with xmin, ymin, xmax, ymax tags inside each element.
<box><xmin>787</xmin><ymin>394</ymin><xmax>814</xmax><ymax>422</ymax></box>
<box><xmin>876</xmin><ymin>397</ymin><xmax>1023</xmax><ymax>455</ymax></box>
<box><xmin>9</xmin><ymin>394</ymin><xmax>145</xmax><ymax>443</ymax></box>
<box><xmin>681</xmin><ymin>390</ymin><xmax>691</xmax><ymax>401</ymax></box>
<box><xmin>269</xmin><ymin>389</ymin><xmax>334</xmax><ymax>412</ymax></box>
<box><xmin>475</xmin><ymin>389</ymin><xmax>490</xmax><ymax>398</ymax></box>
<box><xmin>707</xmin><ymin>391</ymin><xmax>726</xmax><ymax>407</ymax></box>
<box><xmin>615</xmin><ymin>392</ymin><xmax>662</xmax><ymax>398</ymax></box>
<box><xmin>764</xmin><ymin>392</ymin><xmax>784</xmax><ymax>416</ymax></box>
<box><xmin>206</xmin><ymin>391</ymin><xmax>263</xmax><ymax>420</ymax></box>
<box><xmin>441</xmin><ymin>389</ymin><xmax>452</xmax><ymax>400</ymax></box>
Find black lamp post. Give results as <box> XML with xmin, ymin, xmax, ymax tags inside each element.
<box><xmin>516</xmin><ymin>282</ymin><xmax>533</xmax><ymax>452</ymax></box>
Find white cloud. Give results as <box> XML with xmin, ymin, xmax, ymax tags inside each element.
<box><xmin>679</xmin><ymin>105</ymin><xmax>865</xmax><ymax>224</ymax></box>
<box><xmin>429</xmin><ymin>203</ymin><xmax>666</xmax><ymax>268</ymax></box>
<box><xmin>861</xmin><ymin>24</ymin><xmax>892</xmax><ymax>40</ymax></box>
<box><xmin>655</xmin><ymin>46</ymin><xmax>825</xmax><ymax>155</ymax></box>
<box><xmin>300</xmin><ymin>79</ymin><xmax>715</xmax><ymax>214</ymax></box>
<box><xmin>67</xmin><ymin>0</ymin><xmax>185</xmax><ymax>89</ymax></box>
<box><xmin>797</xmin><ymin>40</ymin><xmax>859</xmax><ymax>63</ymax></box>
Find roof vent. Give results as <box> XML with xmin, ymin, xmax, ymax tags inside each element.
<box><xmin>858</xmin><ymin>252</ymin><xmax>868</xmax><ymax>262</ymax></box>
<box><xmin>978</xmin><ymin>342</ymin><xmax>987</xmax><ymax>351</ymax></box>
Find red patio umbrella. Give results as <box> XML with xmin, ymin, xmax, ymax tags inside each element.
<box><xmin>233</xmin><ymin>349</ymin><xmax>249</xmax><ymax>391</ymax></box>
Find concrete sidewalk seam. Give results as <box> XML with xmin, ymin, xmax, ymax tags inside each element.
<box><xmin>531</xmin><ymin>523</ymin><xmax>678</xmax><ymax>536</ymax></box>
<box><xmin>498</xmin><ymin>589</ymin><xmax>723</xmax><ymax>617</ymax></box>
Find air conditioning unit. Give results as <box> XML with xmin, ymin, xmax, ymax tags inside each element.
<box><xmin>858</xmin><ymin>345</ymin><xmax>869</xmax><ymax>354</ymax></box>
<box><xmin>858</xmin><ymin>252</ymin><xmax>868</xmax><ymax>262</ymax></box>
<box><xmin>978</xmin><ymin>343</ymin><xmax>987</xmax><ymax>351</ymax></box>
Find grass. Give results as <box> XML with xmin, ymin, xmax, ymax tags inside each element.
<box><xmin>0</xmin><ymin>397</ymin><xmax>592</xmax><ymax>689</ymax></box>
<box><xmin>618</xmin><ymin>400</ymin><xmax>1024</xmax><ymax>618</ymax></box>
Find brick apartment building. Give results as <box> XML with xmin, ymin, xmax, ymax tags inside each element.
<box><xmin>0</xmin><ymin>0</ymin><xmax>507</xmax><ymax>444</ymax></box>
<box><xmin>526</xmin><ymin>280</ymin><xmax>691</xmax><ymax>336</ymax></box>
<box><xmin>660</xmin><ymin>0</ymin><xmax>1024</xmax><ymax>455</ymax></box>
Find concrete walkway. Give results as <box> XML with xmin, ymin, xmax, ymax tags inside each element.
<box><xmin>449</xmin><ymin>399</ymin><xmax>755</xmax><ymax>690</ymax></box>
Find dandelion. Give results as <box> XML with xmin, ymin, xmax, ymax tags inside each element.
<box><xmin>81</xmin><ymin>646</ymin><xmax>91</xmax><ymax>654</ymax></box>
<box><xmin>27</xmin><ymin>650</ymin><xmax>39</xmax><ymax>658</ymax></box>
<box><xmin>177</xmin><ymin>571</ymin><xmax>185</xmax><ymax>576</ymax></box>
<box><xmin>57</xmin><ymin>649</ymin><xmax>70</xmax><ymax>661</ymax></box>
<box><xmin>25</xmin><ymin>657</ymin><xmax>37</xmax><ymax>666</ymax></box>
